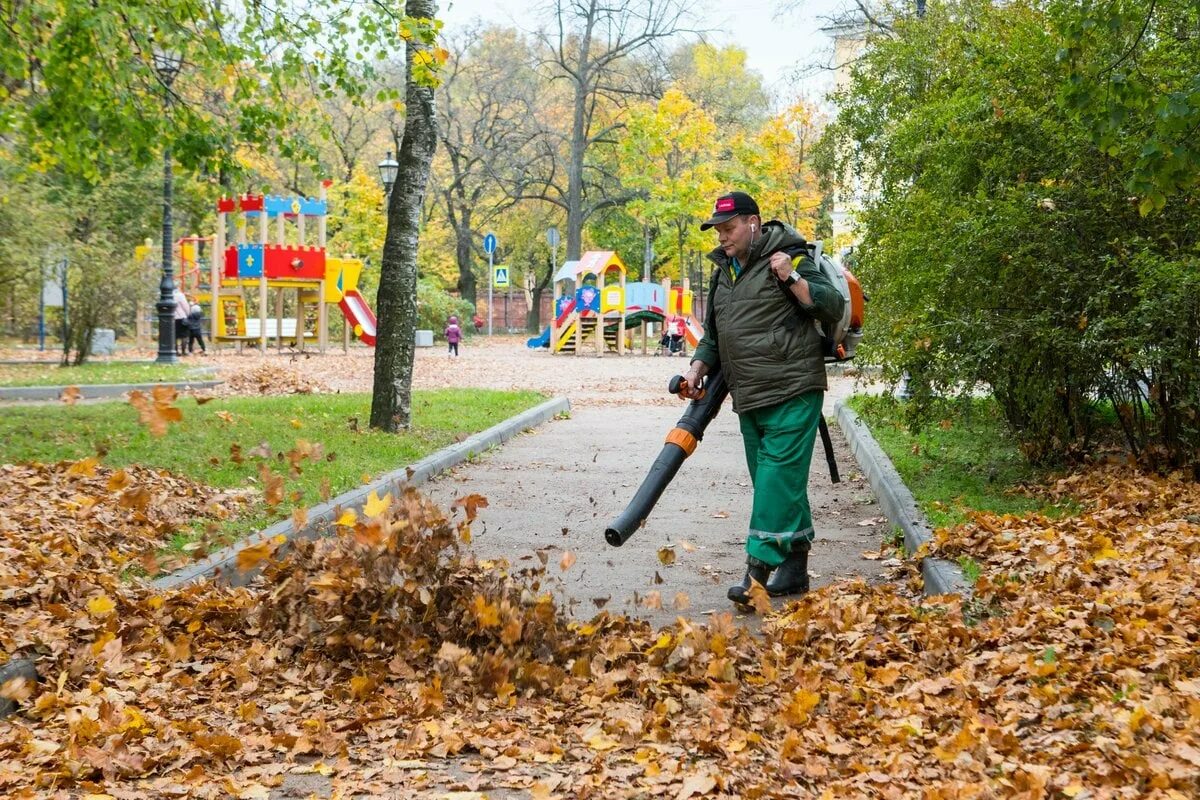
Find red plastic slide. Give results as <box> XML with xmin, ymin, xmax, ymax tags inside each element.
<box><xmin>339</xmin><ymin>289</ymin><xmax>377</xmax><ymax>346</ymax></box>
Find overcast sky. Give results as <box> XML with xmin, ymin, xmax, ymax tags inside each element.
<box><xmin>437</xmin><ymin>0</ymin><xmax>853</xmax><ymax>104</ymax></box>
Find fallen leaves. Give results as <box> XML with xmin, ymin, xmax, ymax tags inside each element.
<box><xmin>218</xmin><ymin>363</ymin><xmax>329</xmax><ymax>396</ymax></box>
<box><xmin>128</xmin><ymin>386</ymin><xmax>183</xmax><ymax>437</ymax></box>
<box><xmin>1</xmin><ymin>463</ymin><xmax>1199</xmax><ymax>800</ymax></box>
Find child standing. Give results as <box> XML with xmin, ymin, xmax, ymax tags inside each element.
<box><xmin>445</xmin><ymin>315</ymin><xmax>462</xmax><ymax>357</ymax></box>
<box><xmin>186</xmin><ymin>303</ymin><xmax>207</xmax><ymax>354</ymax></box>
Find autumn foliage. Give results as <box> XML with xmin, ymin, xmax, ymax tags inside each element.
<box><xmin>2</xmin><ymin>448</ymin><xmax>1200</xmax><ymax>796</ymax></box>
<box><xmin>1</xmin><ymin>430</ymin><xmax>1199</xmax><ymax>795</ymax></box>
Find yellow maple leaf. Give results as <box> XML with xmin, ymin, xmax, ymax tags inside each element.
<box><xmin>106</xmin><ymin>469</ymin><xmax>130</xmax><ymax>491</ymax></box>
<box><xmin>585</xmin><ymin>732</ymin><xmax>620</xmax><ymax>751</ymax></box>
<box><xmin>748</xmin><ymin>580</ymin><xmax>772</xmax><ymax>614</ymax></box>
<box><xmin>87</xmin><ymin>594</ymin><xmax>115</xmax><ymax>616</ymax></box>
<box><xmin>336</xmin><ymin>509</ymin><xmax>357</xmax><ymax>527</ymax></box>
<box><xmin>236</xmin><ymin>540</ymin><xmax>275</xmax><ymax>572</ymax></box>
<box><xmin>472</xmin><ymin>595</ymin><xmax>500</xmax><ymax>627</ymax></box>
<box><xmin>363</xmin><ymin>490</ymin><xmax>391</xmax><ymax>519</ymax></box>
<box><xmin>66</xmin><ymin>456</ymin><xmax>99</xmax><ymax>477</ymax></box>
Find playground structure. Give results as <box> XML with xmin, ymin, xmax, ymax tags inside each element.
<box><xmin>155</xmin><ymin>181</ymin><xmax>377</xmax><ymax>353</ymax></box>
<box><xmin>526</xmin><ymin>251</ymin><xmax>702</xmax><ymax>356</ymax></box>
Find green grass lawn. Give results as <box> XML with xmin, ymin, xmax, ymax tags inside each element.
<box><xmin>0</xmin><ymin>389</ymin><xmax>545</xmax><ymax>554</ymax></box>
<box><xmin>846</xmin><ymin>394</ymin><xmax>1075</xmax><ymax>528</ymax></box>
<box><xmin>0</xmin><ymin>361</ymin><xmax>198</xmax><ymax>387</ymax></box>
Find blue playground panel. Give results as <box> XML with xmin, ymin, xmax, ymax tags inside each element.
<box><xmin>264</xmin><ymin>195</ymin><xmax>329</xmax><ymax>217</ymax></box>
<box><xmin>624</xmin><ymin>281</ymin><xmax>666</xmax><ymax>314</ymax></box>
<box><xmin>575</xmin><ymin>285</ymin><xmax>600</xmax><ymax>313</ymax></box>
<box><xmin>236</xmin><ymin>244</ymin><xmax>265</xmax><ymax>278</ymax></box>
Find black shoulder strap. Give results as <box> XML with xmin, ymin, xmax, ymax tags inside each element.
<box><xmin>779</xmin><ymin>240</ymin><xmax>812</xmax><ymax>261</ymax></box>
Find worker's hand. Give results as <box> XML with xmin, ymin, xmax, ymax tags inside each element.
<box><xmin>769</xmin><ymin>251</ymin><xmax>794</xmax><ymax>282</ymax></box>
<box><xmin>679</xmin><ymin>363</ymin><xmax>707</xmax><ymax>400</ymax></box>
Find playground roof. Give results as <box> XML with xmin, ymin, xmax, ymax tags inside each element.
<box><xmin>553</xmin><ymin>250</ymin><xmax>625</xmax><ymax>283</ymax></box>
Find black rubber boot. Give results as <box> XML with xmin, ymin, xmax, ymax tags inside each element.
<box><xmin>766</xmin><ymin>542</ymin><xmax>810</xmax><ymax>597</ymax></box>
<box><xmin>727</xmin><ymin>557</ymin><xmax>774</xmax><ymax>607</ymax></box>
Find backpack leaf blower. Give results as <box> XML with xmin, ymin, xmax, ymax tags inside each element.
<box><xmin>604</xmin><ymin>369</ymin><xmax>841</xmax><ymax>548</ymax></box>
<box><xmin>604</xmin><ymin>369</ymin><xmax>730</xmax><ymax>547</ymax></box>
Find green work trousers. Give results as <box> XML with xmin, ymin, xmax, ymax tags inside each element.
<box><xmin>738</xmin><ymin>390</ymin><xmax>823</xmax><ymax>566</ymax></box>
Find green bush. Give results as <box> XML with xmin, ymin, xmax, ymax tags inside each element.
<box><xmin>825</xmin><ymin>0</ymin><xmax>1200</xmax><ymax>475</ymax></box>
<box><xmin>417</xmin><ymin>279</ymin><xmax>475</xmax><ymax>340</ymax></box>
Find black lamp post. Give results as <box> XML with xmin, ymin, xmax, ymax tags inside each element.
<box><xmin>377</xmin><ymin>151</ymin><xmax>399</xmax><ymax>201</ymax></box>
<box><xmin>154</xmin><ymin>49</ymin><xmax>183</xmax><ymax>364</ymax></box>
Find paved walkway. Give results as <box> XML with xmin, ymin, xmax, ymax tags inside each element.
<box><xmin>422</xmin><ymin>376</ymin><xmax>891</xmax><ymax>627</ymax></box>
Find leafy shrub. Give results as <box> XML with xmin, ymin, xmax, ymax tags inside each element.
<box><xmin>825</xmin><ymin>0</ymin><xmax>1200</xmax><ymax>475</ymax></box>
<box><xmin>417</xmin><ymin>279</ymin><xmax>475</xmax><ymax>339</ymax></box>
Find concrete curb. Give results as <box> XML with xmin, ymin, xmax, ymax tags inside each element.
<box><xmin>152</xmin><ymin>395</ymin><xmax>572</xmax><ymax>591</ymax></box>
<box><xmin>834</xmin><ymin>401</ymin><xmax>970</xmax><ymax>598</ymax></box>
<box><xmin>0</xmin><ymin>380</ymin><xmax>222</xmax><ymax>402</ymax></box>
<box><xmin>0</xmin><ymin>658</ymin><xmax>38</xmax><ymax>720</ymax></box>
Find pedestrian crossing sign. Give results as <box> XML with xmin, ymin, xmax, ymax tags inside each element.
<box><xmin>494</xmin><ymin>265</ymin><xmax>510</xmax><ymax>288</ymax></box>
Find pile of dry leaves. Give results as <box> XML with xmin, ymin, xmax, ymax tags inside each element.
<box><xmin>1</xmin><ymin>449</ymin><xmax>1199</xmax><ymax>798</ymax></box>
<box><xmin>218</xmin><ymin>364</ymin><xmax>330</xmax><ymax>397</ymax></box>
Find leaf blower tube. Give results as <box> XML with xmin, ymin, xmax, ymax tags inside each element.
<box><xmin>604</xmin><ymin>367</ymin><xmax>729</xmax><ymax>547</ymax></box>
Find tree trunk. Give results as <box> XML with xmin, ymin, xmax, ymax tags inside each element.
<box><xmin>565</xmin><ymin>15</ymin><xmax>593</xmax><ymax>261</ymax></box>
<box><xmin>566</xmin><ymin>86</ymin><xmax>587</xmax><ymax>261</ymax></box>
<box><xmin>455</xmin><ymin>208</ymin><xmax>476</xmax><ymax>306</ymax></box>
<box><xmin>527</xmin><ymin>253</ymin><xmax>553</xmax><ymax>332</ymax></box>
<box><xmin>370</xmin><ymin>0</ymin><xmax>438</xmax><ymax>432</ymax></box>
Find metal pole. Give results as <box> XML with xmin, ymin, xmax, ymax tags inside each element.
<box><xmin>643</xmin><ymin>225</ymin><xmax>651</xmax><ymax>282</ymax></box>
<box><xmin>60</xmin><ymin>260</ymin><xmax>68</xmax><ymax>352</ymax></box>
<box><xmin>488</xmin><ymin>249</ymin><xmax>494</xmax><ymax>336</ymax></box>
<box><xmin>38</xmin><ymin>262</ymin><xmax>45</xmax><ymax>351</ymax></box>
<box><xmin>155</xmin><ymin>146</ymin><xmax>178</xmax><ymax>363</ymax></box>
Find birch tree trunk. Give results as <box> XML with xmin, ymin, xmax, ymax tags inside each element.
<box><xmin>370</xmin><ymin>0</ymin><xmax>439</xmax><ymax>432</ymax></box>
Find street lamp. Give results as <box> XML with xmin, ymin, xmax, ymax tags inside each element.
<box><xmin>377</xmin><ymin>151</ymin><xmax>399</xmax><ymax>200</ymax></box>
<box><xmin>153</xmin><ymin>48</ymin><xmax>183</xmax><ymax>364</ymax></box>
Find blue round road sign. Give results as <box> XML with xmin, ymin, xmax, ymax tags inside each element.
<box><xmin>483</xmin><ymin>233</ymin><xmax>497</xmax><ymax>255</ymax></box>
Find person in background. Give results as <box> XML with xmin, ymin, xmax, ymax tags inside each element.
<box><xmin>472</xmin><ymin>313</ymin><xmax>484</xmax><ymax>334</ymax></box>
<box><xmin>445</xmin><ymin>315</ymin><xmax>463</xmax><ymax>357</ymax></box>
<box><xmin>669</xmin><ymin>313</ymin><xmax>686</xmax><ymax>355</ymax></box>
<box><xmin>186</xmin><ymin>303</ymin><xmax>207</xmax><ymax>355</ymax></box>
<box><xmin>173</xmin><ymin>286</ymin><xmax>191</xmax><ymax>356</ymax></box>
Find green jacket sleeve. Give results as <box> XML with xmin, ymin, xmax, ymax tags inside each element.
<box><xmin>692</xmin><ymin>271</ymin><xmax>721</xmax><ymax>368</ymax></box>
<box><xmin>792</xmin><ymin>254</ymin><xmax>845</xmax><ymax>326</ymax></box>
